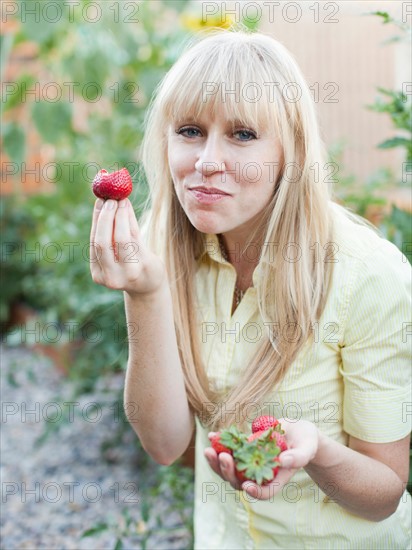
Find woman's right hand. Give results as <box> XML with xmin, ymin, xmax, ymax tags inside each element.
<box><xmin>90</xmin><ymin>198</ymin><xmax>166</xmax><ymax>297</ymax></box>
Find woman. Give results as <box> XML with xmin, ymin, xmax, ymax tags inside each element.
<box><xmin>90</xmin><ymin>29</ymin><xmax>411</xmax><ymax>549</ymax></box>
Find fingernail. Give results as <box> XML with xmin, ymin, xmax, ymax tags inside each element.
<box><xmin>118</xmin><ymin>200</ymin><xmax>126</xmax><ymax>208</ymax></box>
<box><xmin>105</xmin><ymin>200</ymin><xmax>115</xmax><ymax>210</ymax></box>
<box><xmin>96</xmin><ymin>199</ymin><xmax>104</xmax><ymax>210</ymax></box>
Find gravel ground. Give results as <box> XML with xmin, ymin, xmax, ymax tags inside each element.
<box><xmin>0</xmin><ymin>345</ymin><xmax>194</xmax><ymax>550</ymax></box>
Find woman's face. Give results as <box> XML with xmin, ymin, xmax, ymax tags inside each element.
<box><xmin>167</xmin><ymin>107</ymin><xmax>283</xmax><ymax>239</ymax></box>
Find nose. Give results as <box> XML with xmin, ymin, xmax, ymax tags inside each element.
<box><xmin>195</xmin><ymin>134</ymin><xmax>226</xmax><ymax>176</ymax></box>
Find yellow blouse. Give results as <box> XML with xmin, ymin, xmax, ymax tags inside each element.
<box><xmin>192</xmin><ymin>208</ymin><xmax>412</xmax><ymax>549</ymax></box>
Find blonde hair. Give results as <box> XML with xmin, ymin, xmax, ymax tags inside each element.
<box><xmin>140</xmin><ymin>28</ymin><xmax>341</xmax><ymax>429</ymax></box>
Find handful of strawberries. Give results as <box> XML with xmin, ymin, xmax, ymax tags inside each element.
<box><xmin>210</xmin><ymin>416</ymin><xmax>288</xmax><ymax>486</ymax></box>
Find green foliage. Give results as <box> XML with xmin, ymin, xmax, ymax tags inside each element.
<box><xmin>367</xmin><ymin>10</ymin><xmax>411</xmax><ymax>32</ymax></box>
<box><xmin>80</xmin><ymin>461</ymin><xmax>194</xmax><ymax>549</ymax></box>
<box><xmin>0</xmin><ymin>195</ymin><xmax>40</xmax><ymax>322</ymax></box>
<box><xmin>367</xmin><ymin>88</ymin><xmax>412</xmax><ymax>164</ymax></box>
<box><xmin>2</xmin><ymin>122</ymin><xmax>25</xmax><ymax>165</ymax></box>
<box><xmin>334</xmin><ymin>12</ymin><xmax>412</xmax><ymax>264</ymax></box>
<box><xmin>2</xmin><ymin>0</ymin><xmax>190</xmax><ymax>389</ymax></box>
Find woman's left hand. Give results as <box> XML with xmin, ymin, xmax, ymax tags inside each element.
<box><xmin>204</xmin><ymin>418</ymin><xmax>320</xmax><ymax>500</ymax></box>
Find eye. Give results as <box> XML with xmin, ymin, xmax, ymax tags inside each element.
<box><xmin>233</xmin><ymin>128</ymin><xmax>257</xmax><ymax>141</ymax></box>
<box><xmin>176</xmin><ymin>126</ymin><xmax>202</xmax><ymax>138</ymax></box>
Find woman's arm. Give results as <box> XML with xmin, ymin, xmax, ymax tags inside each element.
<box><xmin>90</xmin><ymin>198</ymin><xmax>193</xmax><ymax>465</ymax></box>
<box><xmin>124</xmin><ymin>286</ymin><xmax>194</xmax><ymax>466</ymax></box>
<box><xmin>204</xmin><ymin>419</ymin><xmax>410</xmax><ymax>521</ymax></box>
<box><xmin>303</xmin><ymin>430</ymin><xmax>410</xmax><ymax>521</ymax></box>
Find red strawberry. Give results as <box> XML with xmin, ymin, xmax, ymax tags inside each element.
<box><xmin>210</xmin><ymin>433</ymin><xmax>232</xmax><ymax>455</ymax></box>
<box><xmin>251</xmin><ymin>415</ymin><xmax>279</xmax><ymax>433</ymax></box>
<box><xmin>271</xmin><ymin>458</ymin><xmax>280</xmax><ymax>479</ymax></box>
<box><xmin>235</xmin><ymin>468</ymin><xmax>249</xmax><ymax>484</ymax></box>
<box><xmin>248</xmin><ymin>428</ymin><xmax>288</xmax><ymax>451</ymax></box>
<box><xmin>92</xmin><ymin>168</ymin><xmax>133</xmax><ymax>200</ymax></box>
<box><xmin>272</xmin><ymin>431</ymin><xmax>288</xmax><ymax>452</ymax></box>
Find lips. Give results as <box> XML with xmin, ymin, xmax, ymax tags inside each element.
<box><xmin>189</xmin><ymin>186</ymin><xmax>230</xmax><ymax>195</ymax></box>
<box><xmin>188</xmin><ymin>188</ymin><xmax>230</xmax><ymax>204</ymax></box>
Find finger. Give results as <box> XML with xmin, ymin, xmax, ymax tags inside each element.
<box><xmin>241</xmin><ymin>470</ymin><xmax>296</xmax><ymax>500</ymax></box>
<box><xmin>113</xmin><ymin>199</ymin><xmax>134</xmax><ymax>263</ymax></box>
<box><xmin>90</xmin><ymin>198</ymin><xmax>104</xmax><ymax>264</ymax></box>
<box><xmin>241</xmin><ymin>480</ymin><xmax>280</xmax><ymax>500</ymax></box>
<box><xmin>95</xmin><ymin>199</ymin><xmax>119</xmax><ymax>264</ymax></box>
<box><xmin>127</xmin><ymin>200</ymin><xmax>141</xmax><ymax>239</ymax></box>
<box><xmin>279</xmin><ymin>448</ymin><xmax>315</xmax><ymax>470</ymax></box>
<box><xmin>114</xmin><ymin>199</ymin><xmax>131</xmax><ymax>242</ymax></box>
<box><xmin>204</xmin><ymin>448</ymin><xmax>223</xmax><ymax>478</ymax></box>
<box><xmin>218</xmin><ymin>453</ymin><xmax>242</xmax><ymax>489</ymax></box>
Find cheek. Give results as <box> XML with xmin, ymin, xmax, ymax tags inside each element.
<box><xmin>168</xmin><ymin>144</ymin><xmax>193</xmax><ymax>180</ymax></box>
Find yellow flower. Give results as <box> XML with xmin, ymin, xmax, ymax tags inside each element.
<box><xmin>180</xmin><ymin>13</ymin><xmax>234</xmax><ymax>32</ymax></box>
<box><xmin>136</xmin><ymin>520</ymin><xmax>147</xmax><ymax>534</ymax></box>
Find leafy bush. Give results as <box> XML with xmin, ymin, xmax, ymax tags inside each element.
<box><xmin>2</xmin><ymin>0</ymin><xmax>192</xmax><ymax>390</ymax></box>
<box><xmin>0</xmin><ymin>195</ymin><xmax>40</xmax><ymax>322</ymax></box>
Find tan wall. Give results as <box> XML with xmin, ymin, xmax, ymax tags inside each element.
<box><xmin>257</xmin><ymin>1</ymin><xmax>409</xmax><ymax>184</ymax></box>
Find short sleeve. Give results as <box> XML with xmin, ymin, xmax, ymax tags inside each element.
<box><xmin>340</xmin><ymin>239</ymin><xmax>412</xmax><ymax>442</ymax></box>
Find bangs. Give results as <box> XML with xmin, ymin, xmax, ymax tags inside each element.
<box><xmin>161</xmin><ymin>35</ymin><xmax>282</xmax><ymax>136</ymax></box>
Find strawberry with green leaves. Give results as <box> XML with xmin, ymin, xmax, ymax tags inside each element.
<box><xmin>234</xmin><ymin>439</ymin><xmax>281</xmax><ymax>485</ymax></box>
<box><xmin>210</xmin><ymin>433</ymin><xmax>232</xmax><ymax>455</ymax></box>
<box><xmin>211</xmin><ymin>425</ymin><xmax>248</xmax><ymax>455</ymax></box>
<box><xmin>209</xmin><ymin>418</ymin><xmax>288</xmax><ymax>486</ymax></box>
<box><xmin>249</xmin><ymin>426</ymin><xmax>288</xmax><ymax>453</ymax></box>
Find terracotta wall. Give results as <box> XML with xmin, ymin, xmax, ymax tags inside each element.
<box><xmin>2</xmin><ymin>0</ymin><xmax>54</xmax><ymax>195</ymax></box>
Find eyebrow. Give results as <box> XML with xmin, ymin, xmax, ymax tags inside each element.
<box><xmin>172</xmin><ymin>116</ymin><xmax>259</xmax><ymax>129</ymax></box>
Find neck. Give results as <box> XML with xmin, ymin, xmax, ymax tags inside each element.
<box><xmin>218</xmin><ymin>234</ymin><xmax>261</xmax><ymax>291</ymax></box>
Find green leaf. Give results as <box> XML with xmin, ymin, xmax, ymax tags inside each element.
<box><xmin>378</xmin><ymin>137</ymin><xmax>411</xmax><ymax>150</ymax></box>
<box><xmin>18</xmin><ymin>0</ymin><xmax>66</xmax><ymax>44</ymax></box>
<box><xmin>388</xmin><ymin>206</ymin><xmax>412</xmax><ymax>237</ymax></box>
<box><xmin>141</xmin><ymin>499</ymin><xmax>150</xmax><ymax>522</ymax></box>
<box><xmin>2</xmin><ymin>74</ymin><xmax>35</xmax><ymax>113</ymax></box>
<box><xmin>32</xmin><ymin>101</ymin><xmax>73</xmax><ymax>143</ymax></box>
<box><xmin>81</xmin><ymin>523</ymin><xmax>109</xmax><ymax>537</ymax></box>
<box><xmin>219</xmin><ymin>425</ymin><xmax>248</xmax><ymax>452</ymax></box>
<box><xmin>0</xmin><ymin>33</ymin><xmax>14</xmax><ymax>83</ymax></box>
<box><xmin>114</xmin><ymin>538</ymin><xmax>124</xmax><ymax>550</ymax></box>
<box><xmin>241</xmin><ymin>17</ymin><xmax>260</xmax><ymax>31</ymax></box>
<box><xmin>235</xmin><ymin>442</ymin><xmax>280</xmax><ymax>485</ymax></box>
<box><xmin>372</xmin><ymin>11</ymin><xmax>392</xmax><ymax>24</ymax></box>
<box><xmin>2</xmin><ymin>123</ymin><xmax>25</xmax><ymax>165</ymax></box>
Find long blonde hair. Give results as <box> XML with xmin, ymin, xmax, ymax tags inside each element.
<box><xmin>140</xmin><ymin>28</ymin><xmax>338</xmax><ymax>429</ymax></box>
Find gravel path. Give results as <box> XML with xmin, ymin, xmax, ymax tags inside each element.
<box><xmin>0</xmin><ymin>345</ymin><xmax>194</xmax><ymax>550</ymax></box>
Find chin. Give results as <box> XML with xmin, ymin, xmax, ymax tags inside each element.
<box><xmin>187</xmin><ymin>213</ymin><xmax>226</xmax><ymax>235</ymax></box>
